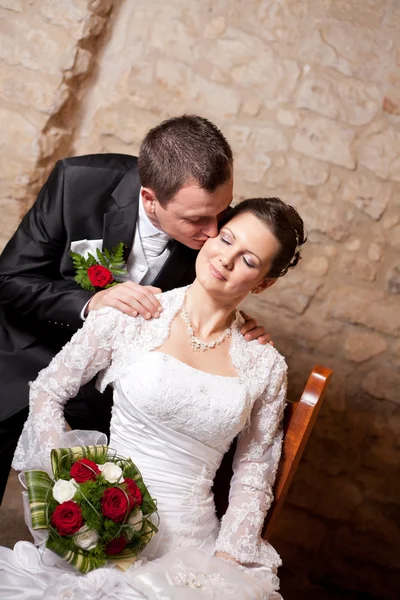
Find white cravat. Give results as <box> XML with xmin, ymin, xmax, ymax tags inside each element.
<box><xmin>137</xmin><ymin>192</ymin><xmax>170</xmax><ymax>260</ymax></box>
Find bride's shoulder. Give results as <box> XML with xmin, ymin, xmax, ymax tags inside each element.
<box><xmin>234</xmin><ymin>328</ymin><xmax>288</xmax><ymax>377</ymax></box>
<box><xmin>253</xmin><ymin>339</ymin><xmax>287</xmax><ymax>371</ymax></box>
<box><xmin>85</xmin><ymin>306</ymin><xmax>141</xmax><ymax>334</ymax></box>
<box><xmin>156</xmin><ymin>285</ymin><xmax>188</xmax><ymax>306</ymax></box>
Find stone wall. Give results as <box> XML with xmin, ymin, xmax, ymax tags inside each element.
<box><xmin>1</xmin><ymin>0</ymin><xmax>400</xmax><ymax>597</ymax></box>
<box><xmin>0</xmin><ymin>0</ymin><xmax>117</xmax><ymax>249</ymax></box>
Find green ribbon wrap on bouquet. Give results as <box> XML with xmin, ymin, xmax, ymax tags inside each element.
<box><xmin>25</xmin><ymin>444</ymin><xmax>158</xmax><ymax>574</ymax></box>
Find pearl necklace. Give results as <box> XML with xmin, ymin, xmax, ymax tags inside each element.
<box><xmin>181</xmin><ymin>306</ymin><xmax>234</xmax><ymax>352</ymax></box>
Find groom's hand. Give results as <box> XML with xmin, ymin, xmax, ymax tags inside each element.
<box><xmin>86</xmin><ymin>282</ymin><xmax>163</xmax><ymax>319</ymax></box>
<box><xmin>240</xmin><ymin>311</ymin><xmax>273</xmax><ymax>346</ymax></box>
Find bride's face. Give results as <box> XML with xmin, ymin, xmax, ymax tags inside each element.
<box><xmin>195</xmin><ymin>211</ymin><xmax>280</xmax><ymax>302</ymax></box>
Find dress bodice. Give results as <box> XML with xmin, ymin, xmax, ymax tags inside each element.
<box><xmin>113</xmin><ymin>352</ymin><xmax>247</xmax><ymax>453</ymax></box>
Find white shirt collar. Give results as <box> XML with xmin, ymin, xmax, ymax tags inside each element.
<box><xmin>138</xmin><ymin>188</ymin><xmax>170</xmax><ymax>241</ymax></box>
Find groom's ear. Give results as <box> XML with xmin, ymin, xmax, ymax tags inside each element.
<box><xmin>251</xmin><ymin>278</ymin><xmax>277</xmax><ymax>295</ymax></box>
<box><xmin>141</xmin><ymin>187</ymin><xmax>158</xmax><ymax>213</ymax></box>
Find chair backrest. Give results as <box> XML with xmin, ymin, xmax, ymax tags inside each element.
<box><xmin>262</xmin><ymin>365</ymin><xmax>333</xmax><ymax>539</ymax></box>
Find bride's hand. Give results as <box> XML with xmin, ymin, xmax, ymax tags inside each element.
<box><xmin>240</xmin><ymin>311</ymin><xmax>274</xmax><ymax>346</ymax></box>
<box><xmin>214</xmin><ymin>551</ymin><xmax>240</xmax><ymax>564</ymax></box>
<box><xmin>86</xmin><ymin>282</ymin><xmax>162</xmax><ymax>319</ymax></box>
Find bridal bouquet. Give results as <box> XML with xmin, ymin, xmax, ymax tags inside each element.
<box><xmin>25</xmin><ymin>444</ymin><xmax>158</xmax><ymax>574</ymax></box>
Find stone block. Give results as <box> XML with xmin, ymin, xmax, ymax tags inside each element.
<box><xmin>296</xmin><ymin>71</ymin><xmax>380</xmax><ymax>126</ymax></box>
<box><xmin>0</xmin><ymin>108</ymin><xmax>38</xmax><ymax>158</ymax></box>
<box><xmin>344</xmin><ymin>330</ymin><xmax>388</xmax><ymax>362</ymax></box>
<box><xmin>387</xmin><ymin>264</ymin><xmax>400</xmax><ymax>294</ymax></box>
<box><xmin>0</xmin><ymin>0</ymin><xmax>22</xmax><ymax>11</ymax></box>
<box><xmin>40</xmin><ymin>0</ymin><xmax>107</xmax><ymax>40</ymax></box>
<box><xmin>341</xmin><ymin>171</ymin><xmax>392</xmax><ymax>220</ymax></box>
<box><xmin>0</xmin><ymin>15</ymin><xmax>77</xmax><ymax>75</ymax></box>
<box><xmin>292</xmin><ymin>115</ymin><xmax>356</xmax><ymax>169</ymax></box>
<box><xmin>358</xmin><ymin>128</ymin><xmax>400</xmax><ymax>182</ymax></box>
<box><xmin>188</xmin><ymin>75</ymin><xmax>241</xmax><ymax>119</ymax></box>
<box><xmin>388</xmin><ymin>224</ymin><xmax>400</xmax><ymax>249</ymax></box>
<box><xmin>368</xmin><ymin>242</ymin><xmax>383</xmax><ymax>262</ymax></box>
<box><xmin>304</xmin><ymin>256</ymin><xmax>329</xmax><ymax>277</ymax></box>
<box><xmin>321</xmin><ymin>22</ymin><xmax>392</xmax><ymax>83</ymax></box>
<box><xmin>326</xmin><ymin>286</ymin><xmax>400</xmax><ymax>335</ymax></box>
<box><xmin>298</xmin><ymin>29</ymin><xmax>337</xmax><ymax>68</ymax></box>
<box><xmin>155</xmin><ymin>59</ymin><xmax>193</xmax><ymax>93</ymax></box>
<box><xmin>362</xmin><ymin>368</ymin><xmax>400</xmax><ymax>404</ymax></box>
<box><xmin>207</xmin><ymin>27</ymin><xmax>264</xmax><ymax>71</ymax></box>
<box><xmin>241</xmin><ymin>98</ymin><xmax>262</xmax><ymax>117</ymax></box>
<box><xmin>0</xmin><ymin>67</ymin><xmax>68</xmax><ymax>114</ymax></box>
<box><xmin>243</xmin><ymin>156</ymin><xmax>272</xmax><ymax>184</ymax></box>
<box><xmin>276</xmin><ymin>109</ymin><xmax>298</xmax><ymax>127</ymax></box>
<box><xmin>286</xmin><ymin>154</ymin><xmax>330</xmax><ymax>186</ymax></box>
<box><xmin>262</xmin><ymin>271</ymin><xmax>323</xmax><ymax>315</ymax></box>
<box><xmin>94</xmin><ymin>106</ymin><xmax>160</xmax><ymax>146</ymax></box>
<box><xmin>231</xmin><ymin>48</ymin><xmax>299</xmax><ymax>109</ymax></box>
<box><xmin>339</xmin><ymin>254</ymin><xmax>377</xmax><ymax>282</ymax></box>
<box><xmin>151</xmin><ymin>5</ymin><xmax>197</xmax><ymax>64</ymax></box>
<box><xmin>249</xmin><ymin>125</ymin><xmax>288</xmax><ymax>153</ymax></box>
<box><xmin>315</xmin><ymin>0</ymin><xmax>391</xmax><ymax>28</ymax></box>
<box><xmin>293</xmin><ymin>191</ymin><xmax>355</xmax><ymax>242</ymax></box>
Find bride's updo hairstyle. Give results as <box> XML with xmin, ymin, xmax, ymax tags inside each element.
<box><xmin>224</xmin><ymin>197</ymin><xmax>307</xmax><ymax>278</ymax></box>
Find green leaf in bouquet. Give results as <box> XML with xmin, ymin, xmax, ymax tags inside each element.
<box><xmin>46</xmin><ymin>530</ymin><xmax>107</xmax><ymax>574</ymax></box>
<box><xmin>24</xmin><ymin>470</ymin><xmax>54</xmax><ymax>530</ymax></box>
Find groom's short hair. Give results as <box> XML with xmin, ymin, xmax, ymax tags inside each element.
<box><xmin>138</xmin><ymin>115</ymin><xmax>233</xmax><ymax>206</ymax></box>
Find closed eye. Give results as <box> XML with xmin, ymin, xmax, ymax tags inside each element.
<box><xmin>220</xmin><ymin>235</ymin><xmax>231</xmax><ymax>245</ymax></box>
<box><xmin>243</xmin><ymin>257</ymin><xmax>256</xmax><ymax>268</ymax></box>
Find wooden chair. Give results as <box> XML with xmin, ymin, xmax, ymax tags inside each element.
<box><xmin>262</xmin><ymin>365</ymin><xmax>332</xmax><ymax>538</ymax></box>
<box><xmin>213</xmin><ymin>365</ymin><xmax>333</xmax><ymax>536</ymax></box>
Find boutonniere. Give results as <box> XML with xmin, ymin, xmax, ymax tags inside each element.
<box><xmin>70</xmin><ymin>242</ymin><xmax>127</xmax><ymax>291</ymax></box>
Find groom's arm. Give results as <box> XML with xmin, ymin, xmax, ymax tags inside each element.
<box><xmin>0</xmin><ymin>161</ymin><xmax>93</xmax><ymax>330</ymax></box>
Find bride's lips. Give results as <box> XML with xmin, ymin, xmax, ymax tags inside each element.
<box><xmin>209</xmin><ymin>262</ymin><xmax>226</xmax><ymax>281</ymax></box>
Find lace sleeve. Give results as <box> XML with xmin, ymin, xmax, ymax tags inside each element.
<box><xmin>215</xmin><ymin>356</ymin><xmax>287</xmax><ymax>570</ymax></box>
<box><xmin>12</xmin><ymin>307</ymin><xmax>135</xmax><ymax>473</ymax></box>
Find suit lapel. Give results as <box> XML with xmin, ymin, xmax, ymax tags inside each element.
<box><xmin>102</xmin><ymin>168</ymin><xmax>141</xmax><ymax>261</ymax></box>
<box><xmin>152</xmin><ymin>242</ymin><xmax>197</xmax><ymax>291</ymax></box>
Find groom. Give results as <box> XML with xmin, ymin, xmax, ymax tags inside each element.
<box><xmin>0</xmin><ymin>115</ymin><xmax>268</xmax><ymax>503</ymax></box>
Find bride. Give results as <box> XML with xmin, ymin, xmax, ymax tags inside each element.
<box><xmin>0</xmin><ymin>197</ymin><xmax>306</xmax><ymax>600</ymax></box>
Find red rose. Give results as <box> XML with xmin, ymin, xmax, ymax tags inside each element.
<box><xmin>106</xmin><ymin>535</ymin><xmax>128</xmax><ymax>555</ymax></box>
<box><xmin>70</xmin><ymin>458</ymin><xmax>100</xmax><ymax>483</ymax></box>
<box><xmin>102</xmin><ymin>487</ymin><xmax>130</xmax><ymax>522</ymax></box>
<box><xmin>124</xmin><ymin>478</ymin><xmax>142</xmax><ymax>508</ymax></box>
<box><xmin>51</xmin><ymin>501</ymin><xmax>83</xmax><ymax>536</ymax></box>
<box><xmin>87</xmin><ymin>265</ymin><xmax>114</xmax><ymax>288</ymax></box>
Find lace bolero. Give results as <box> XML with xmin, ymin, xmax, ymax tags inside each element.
<box><xmin>13</xmin><ymin>286</ymin><xmax>287</xmax><ymax>570</ymax></box>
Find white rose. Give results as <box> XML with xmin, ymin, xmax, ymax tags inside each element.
<box><xmin>52</xmin><ymin>478</ymin><xmax>78</xmax><ymax>503</ymax></box>
<box><xmin>98</xmin><ymin>462</ymin><xmax>123</xmax><ymax>483</ymax></box>
<box><xmin>73</xmin><ymin>526</ymin><xmax>99</xmax><ymax>551</ymax></box>
<box><xmin>128</xmin><ymin>509</ymin><xmax>143</xmax><ymax>532</ymax></box>
<box><xmin>125</xmin><ymin>509</ymin><xmax>144</xmax><ymax>540</ymax></box>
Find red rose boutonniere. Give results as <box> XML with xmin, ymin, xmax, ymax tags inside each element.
<box><xmin>70</xmin><ymin>242</ymin><xmax>127</xmax><ymax>291</ymax></box>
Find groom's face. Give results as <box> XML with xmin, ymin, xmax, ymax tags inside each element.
<box><xmin>142</xmin><ymin>176</ymin><xmax>233</xmax><ymax>250</ymax></box>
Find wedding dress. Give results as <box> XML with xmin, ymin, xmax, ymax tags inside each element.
<box><xmin>0</xmin><ymin>286</ymin><xmax>287</xmax><ymax>599</ymax></box>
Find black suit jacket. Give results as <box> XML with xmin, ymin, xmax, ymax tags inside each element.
<box><xmin>0</xmin><ymin>154</ymin><xmax>198</xmax><ymax>421</ymax></box>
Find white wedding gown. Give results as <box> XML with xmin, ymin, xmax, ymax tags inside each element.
<box><xmin>0</xmin><ymin>286</ymin><xmax>287</xmax><ymax>600</ymax></box>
